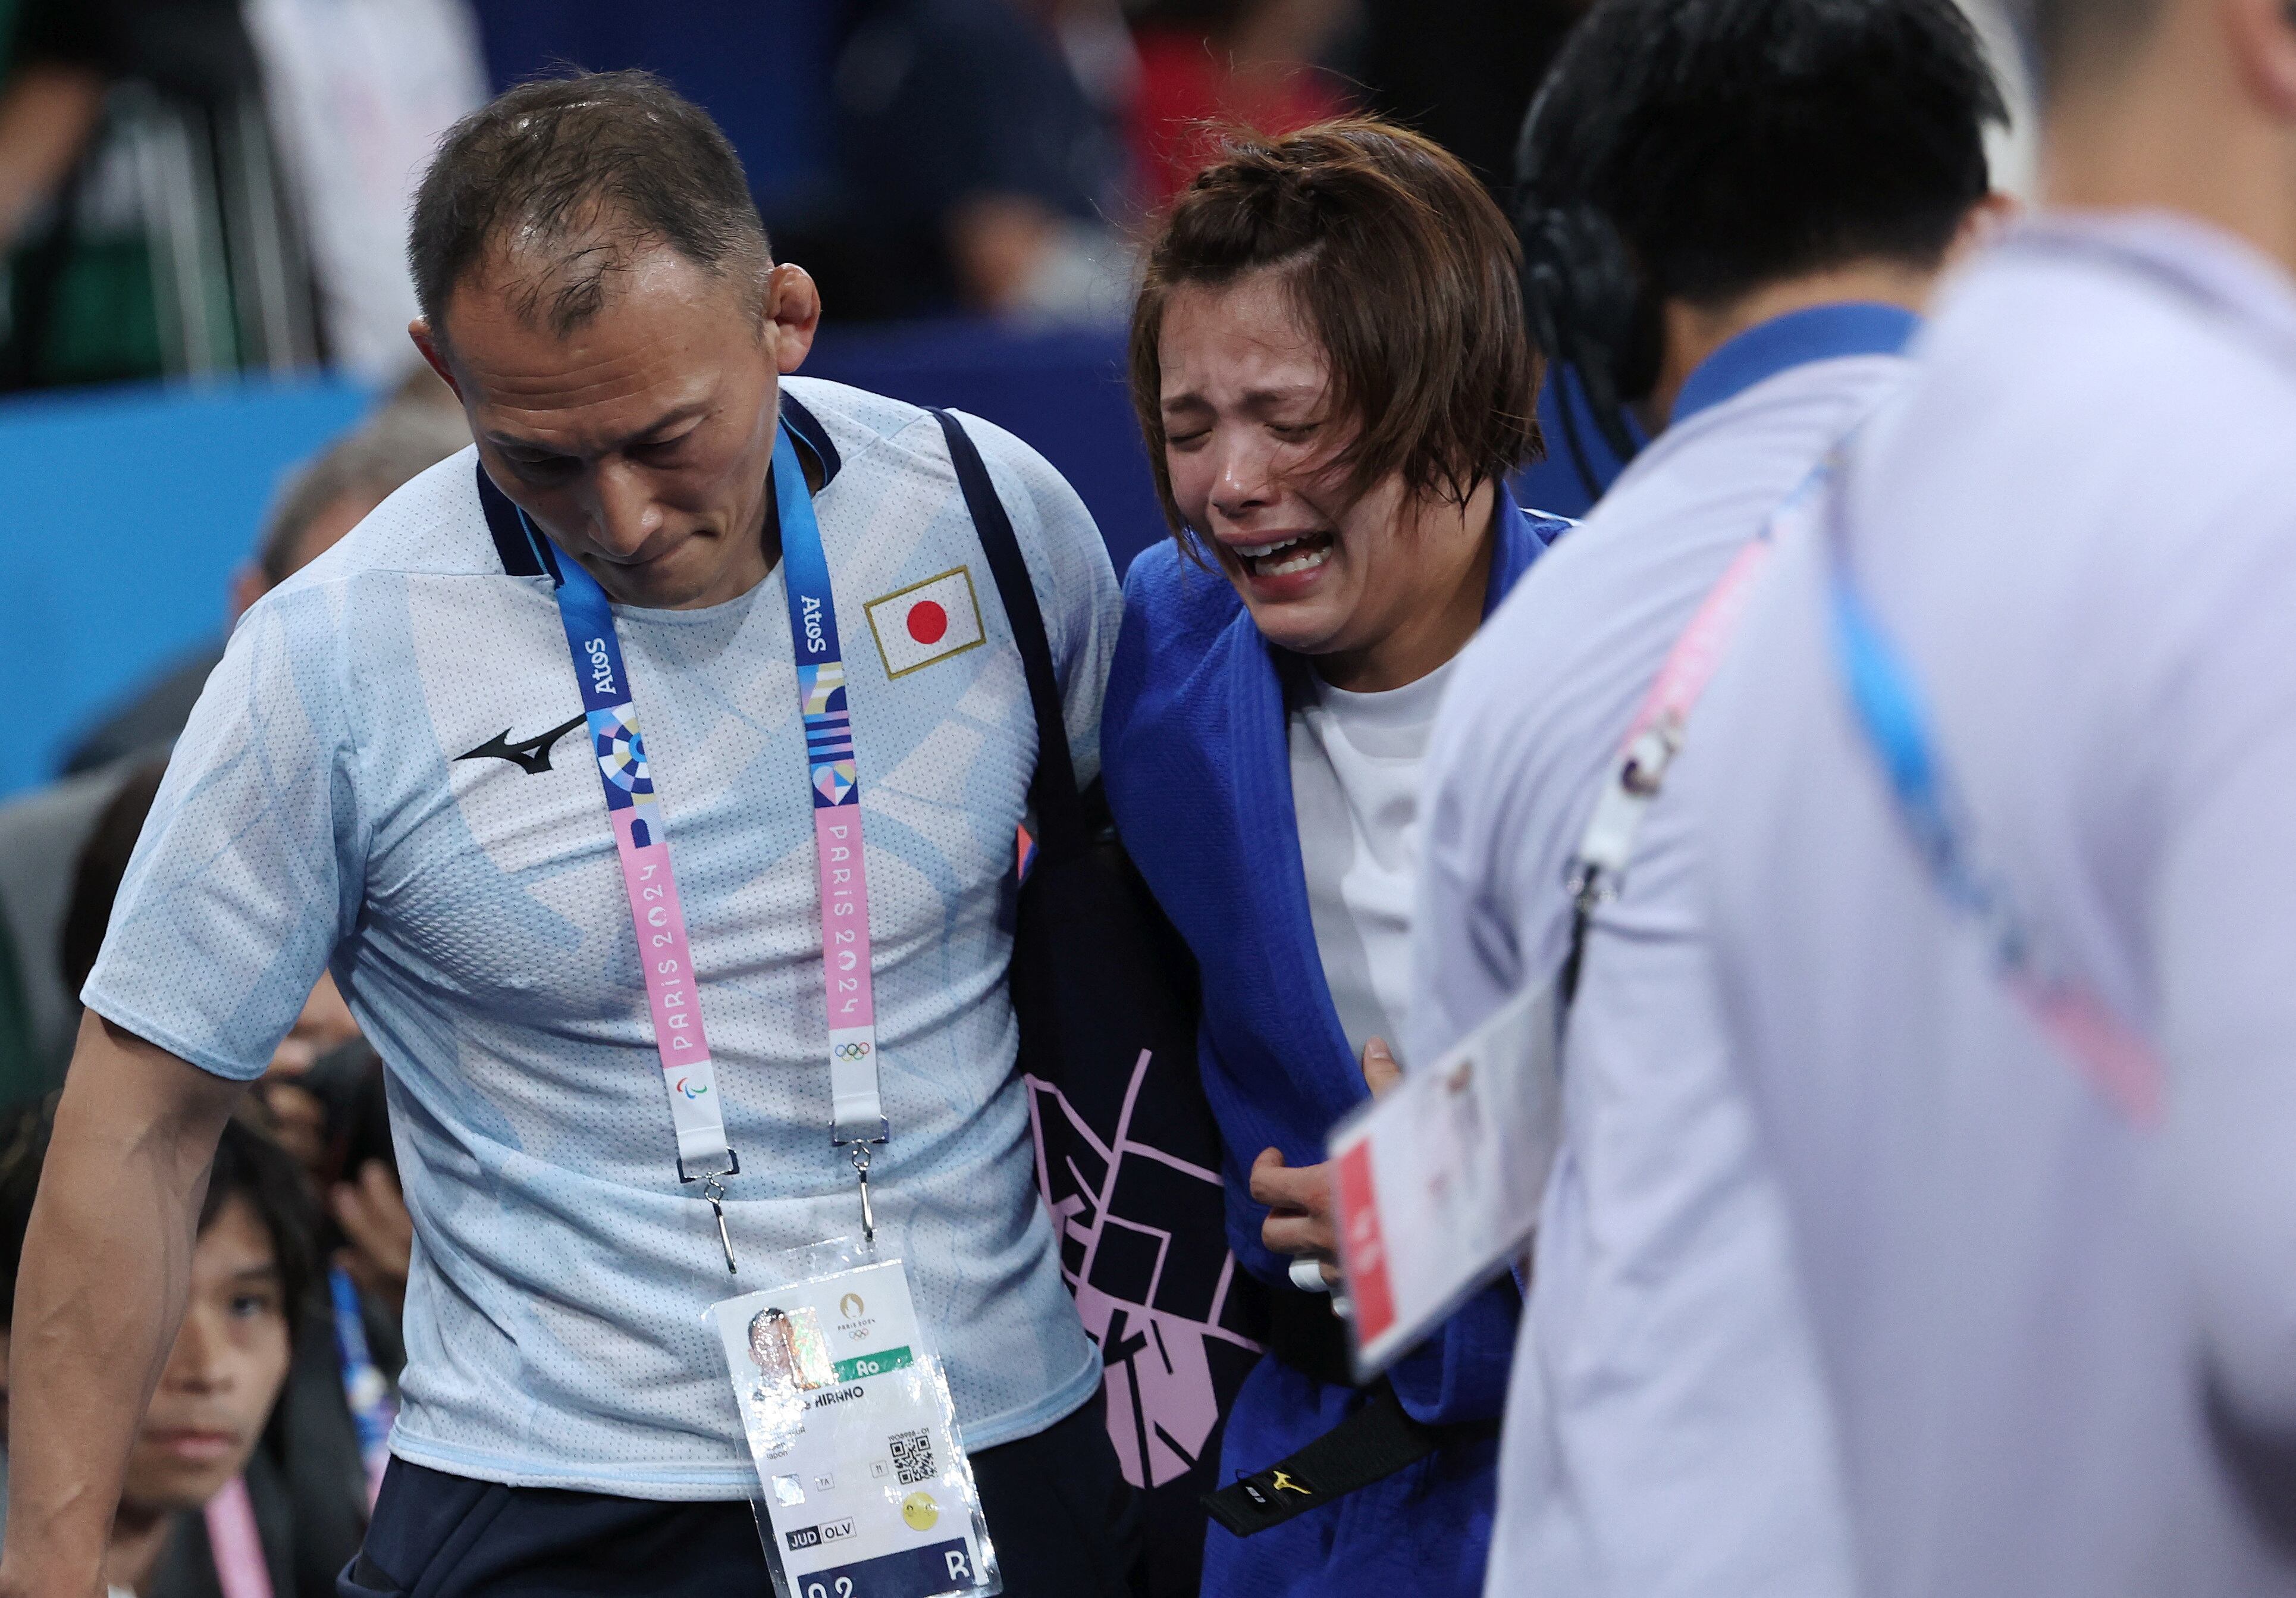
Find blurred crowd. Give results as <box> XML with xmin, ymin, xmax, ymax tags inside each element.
<box><xmin>0</xmin><ymin>0</ymin><xmax>1593</xmax><ymax>391</ymax></box>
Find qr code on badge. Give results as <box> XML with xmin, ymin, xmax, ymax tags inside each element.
<box><xmin>889</xmin><ymin>1429</ymin><xmax>936</xmax><ymax>1486</ymax></box>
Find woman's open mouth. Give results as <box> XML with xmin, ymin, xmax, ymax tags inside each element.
<box><xmin>1230</xmin><ymin>531</ymin><xmax>1336</xmax><ymax>579</ymax></box>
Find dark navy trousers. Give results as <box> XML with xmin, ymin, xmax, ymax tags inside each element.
<box><xmin>341</xmin><ymin>1392</ymin><xmax>1141</xmax><ymax>1597</ymax></box>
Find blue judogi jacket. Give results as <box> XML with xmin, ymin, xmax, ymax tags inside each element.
<box><xmin>1103</xmin><ymin>499</ymin><xmax>1566</xmax><ymax>1597</ymax></box>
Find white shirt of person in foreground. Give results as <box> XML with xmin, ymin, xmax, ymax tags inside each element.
<box><xmin>1683</xmin><ymin>8</ymin><xmax>2296</xmax><ymax>1586</ymax></box>
<box><xmin>1410</xmin><ymin>306</ymin><xmax>1911</xmax><ymax>1598</ymax></box>
<box><xmin>1407</xmin><ymin>0</ymin><xmax>2013</xmax><ymax>1588</ymax></box>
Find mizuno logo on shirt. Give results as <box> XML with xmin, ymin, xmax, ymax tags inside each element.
<box><xmin>456</xmin><ymin>713</ymin><xmax>586</xmax><ymax>775</ymax></box>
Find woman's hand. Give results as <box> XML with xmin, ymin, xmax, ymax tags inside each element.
<box><xmin>1252</xmin><ymin>1038</ymin><xmax>1404</xmax><ymax>1289</ymax></box>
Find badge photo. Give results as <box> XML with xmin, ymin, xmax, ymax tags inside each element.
<box><xmin>866</xmin><ymin>568</ymin><xmax>987</xmax><ymax>679</ymax></box>
<box><xmin>1329</xmin><ymin>982</ymin><xmax>1563</xmax><ymax>1379</ymax></box>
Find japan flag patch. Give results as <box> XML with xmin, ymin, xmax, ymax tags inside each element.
<box><xmin>864</xmin><ymin>566</ymin><xmax>987</xmax><ymax>679</ymax></box>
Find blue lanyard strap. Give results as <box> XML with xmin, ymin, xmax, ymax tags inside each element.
<box><xmin>542</xmin><ymin>516</ymin><xmax>734</xmax><ymax>1187</ymax></box>
<box><xmin>770</xmin><ymin>427</ymin><xmax>887</xmax><ymax>1158</ymax></box>
<box><xmin>1804</xmin><ymin>453</ymin><xmax>2163</xmax><ymax>1123</ymax></box>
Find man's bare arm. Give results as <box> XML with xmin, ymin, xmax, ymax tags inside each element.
<box><xmin>0</xmin><ymin>1013</ymin><xmax>244</xmax><ymax>1598</ymax></box>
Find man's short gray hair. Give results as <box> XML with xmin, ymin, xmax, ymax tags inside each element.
<box><xmin>258</xmin><ymin>403</ymin><xmax>471</xmax><ymax>588</ymax></box>
<box><xmin>407</xmin><ymin>70</ymin><xmax>770</xmax><ymax>340</ymax></box>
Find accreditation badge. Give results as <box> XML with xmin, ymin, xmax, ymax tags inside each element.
<box><xmin>711</xmin><ymin>1248</ymin><xmax>998</xmax><ymax>1598</ymax></box>
<box><xmin>1327</xmin><ymin>981</ymin><xmax>1563</xmax><ymax>1379</ymax></box>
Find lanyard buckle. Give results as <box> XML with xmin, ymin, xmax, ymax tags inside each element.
<box><xmin>677</xmin><ymin>1149</ymin><xmax>743</xmax><ymax>1276</ymax></box>
<box><xmin>832</xmin><ymin>1124</ymin><xmax>889</xmax><ymax>1245</ymax></box>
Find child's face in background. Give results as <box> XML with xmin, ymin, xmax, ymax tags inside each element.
<box><xmin>118</xmin><ymin>1196</ymin><xmax>293</xmax><ymax>1512</ymax></box>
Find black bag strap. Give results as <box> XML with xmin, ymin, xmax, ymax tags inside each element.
<box><xmin>1202</xmin><ymin>1381</ymin><xmax>1494</xmax><ymax>1537</ymax></box>
<box><xmin>929</xmin><ymin>408</ymin><xmax>1092</xmax><ymax>860</ymax></box>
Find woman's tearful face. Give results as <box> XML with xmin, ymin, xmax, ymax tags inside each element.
<box><xmin>1157</xmin><ymin>270</ymin><xmax>1431</xmax><ymax>663</ymax></box>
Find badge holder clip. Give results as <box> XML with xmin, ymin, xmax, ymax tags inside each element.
<box><xmin>833</xmin><ymin>1117</ymin><xmax>890</xmax><ymax>1246</ymax></box>
<box><xmin>679</xmin><ymin>1148</ymin><xmax>745</xmax><ymax>1276</ymax></box>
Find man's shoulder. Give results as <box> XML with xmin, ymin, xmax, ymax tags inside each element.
<box><xmin>782</xmin><ymin>375</ymin><xmax>938</xmax><ymax>478</ymax></box>
<box><xmin>1939</xmin><ymin>224</ymin><xmax>2296</xmax><ymax>453</ymax></box>
<box><xmin>786</xmin><ymin>377</ymin><xmax>1097</xmax><ymax>545</ymax></box>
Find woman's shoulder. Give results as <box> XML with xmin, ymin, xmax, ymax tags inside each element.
<box><xmin>1106</xmin><ymin>538</ymin><xmax>1252</xmax><ymax>761</ymax></box>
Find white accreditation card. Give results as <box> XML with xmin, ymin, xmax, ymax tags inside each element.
<box><xmin>1328</xmin><ymin>982</ymin><xmax>1563</xmax><ymax>1380</ymax></box>
<box><xmin>711</xmin><ymin>1253</ymin><xmax>998</xmax><ymax>1598</ymax></box>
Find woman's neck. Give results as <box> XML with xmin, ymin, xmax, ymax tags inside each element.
<box><xmin>1315</xmin><ymin>479</ymin><xmax>1500</xmax><ymax>694</ymax></box>
<box><xmin>105</xmin><ymin>1501</ymin><xmax>178</xmax><ymax>1596</ymax></box>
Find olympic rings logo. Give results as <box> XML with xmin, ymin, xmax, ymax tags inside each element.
<box><xmin>833</xmin><ymin>1042</ymin><xmax>873</xmax><ymax>1060</ymax></box>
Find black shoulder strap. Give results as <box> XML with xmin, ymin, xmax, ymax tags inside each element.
<box><xmin>929</xmin><ymin>409</ymin><xmax>1090</xmax><ymax>857</ymax></box>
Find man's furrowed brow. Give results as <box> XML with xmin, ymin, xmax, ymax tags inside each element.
<box><xmin>487</xmin><ymin>401</ymin><xmax>711</xmax><ymax>458</ymax></box>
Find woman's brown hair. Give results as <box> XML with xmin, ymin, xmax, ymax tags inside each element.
<box><xmin>1128</xmin><ymin>117</ymin><xmax>1544</xmax><ymax>547</ymax></box>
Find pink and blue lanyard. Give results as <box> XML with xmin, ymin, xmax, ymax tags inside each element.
<box><xmin>1810</xmin><ymin>453</ymin><xmax>2164</xmax><ymax>1124</ymax></box>
<box><xmin>533</xmin><ymin>423</ymin><xmax>883</xmax><ymax>1270</ymax></box>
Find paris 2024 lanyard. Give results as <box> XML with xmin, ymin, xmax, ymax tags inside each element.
<box><xmin>531</xmin><ymin>424</ymin><xmax>999</xmax><ymax>1596</ymax></box>
<box><xmin>533</xmin><ymin>421</ymin><xmax>886</xmax><ymax>1272</ymax></box>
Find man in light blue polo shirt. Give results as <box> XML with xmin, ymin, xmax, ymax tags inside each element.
<box><xmin>1407</xmin><ymin>4</ymin><xmax>2007</xmax><ymax>1593</ymax></box>
<box><xmin>1</xmin><ymin>73</ymin><xmax>1134</xmax><ymax>1598</ymax></box>
<box><xmin>1685</xmin><ymin>0</ymin><xmax>2296</xmax><ymax>1591</ymax></box>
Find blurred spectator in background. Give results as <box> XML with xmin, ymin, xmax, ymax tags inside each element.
<box><xmin>0</xmin><ymin>0</ymin><xmax>310</xmax><ymax>387</ymax></box>
<box><xmin>0</xmin><ymin>390</ymin><xmax>470</xmax><ymax>1113</ymax></box>
<box><xmin>0</xmin><ymin>0</ymin><xmax>481</xmax><ymax>389</ymax></box>
<box><xmin>64</xmin><ymin>377</ymin><xmax>468</xmax><ymax>778</ymax></box>
<box><xmin>835</xmin><ymin>0</ymin><xmax>1138</xmax><ymax>321</ymax></box>
<box><xmin>241</xmin><ymin>0</ymin><xmax>487</xmax><ymax>380</ymax></box>
<box><xmin>1347</xmin><ymin>0</ymin><xmax>1585</xmax><ymax>203</ymax></box>
<box><xmin>1128</xmin><ymin>0</ymin><xmax>1354</xmax><ymax>213</ymax></box>
<box><xmin>0</xmin><ymin>1101</ymin><xmax>331</xmax><ymax>1597</ymax></box>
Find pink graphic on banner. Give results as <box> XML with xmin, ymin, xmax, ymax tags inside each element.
<box><xmin>1027</xmin><ymin>1052</ymin><xmax>1260</xmax><ymax>1490</ymax></box>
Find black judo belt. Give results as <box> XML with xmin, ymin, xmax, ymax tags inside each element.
<box><xmin>1202</xmin><ymin>1291</ymin><xmax>1500</xmax><ymax>1537</ymax></box>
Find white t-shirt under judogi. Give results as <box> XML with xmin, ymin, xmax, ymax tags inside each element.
<box><xmin>1290</xmin><ymin>657</ymin><xmax>1458</xmax><ymax>1063</ymax></box>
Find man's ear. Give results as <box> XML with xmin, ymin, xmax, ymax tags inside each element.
<box><xmin>408</xmin><ymin>319</ymin><xmax>463</xmax><ymax>399</ymax></box>
<box><xmin>2225</xmin><ymin>0</ymin><xmax>2296</xmax><ymax>118</ymax></box>
<box><xmin>763</xmin><ymin>264</ymin><xmax>821</xmax><ymax>375</ymax></box>
<box><xmin>1949</xmin><ymin>191</ymin><xmax>2023</xmax><ymax>264</ymax></box>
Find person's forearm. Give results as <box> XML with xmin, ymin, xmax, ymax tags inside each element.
<box><xmin>0</xmin><ymin>1014</ymin><xmax>241</xmax><ymax>1598</ymax></box>
<box><xmin>0</xmin><ymin>64</ymin><xmax>106</xmax><ymax>250</ymax></box>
